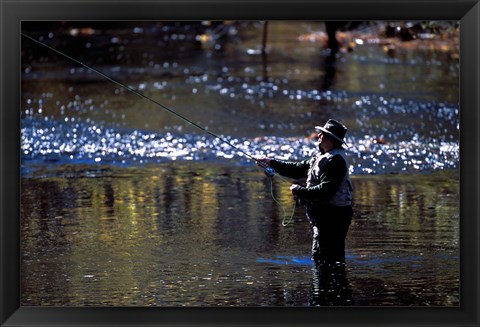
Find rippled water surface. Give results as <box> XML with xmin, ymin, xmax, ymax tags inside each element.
<box><xmin>21</xmin><ymin>21</ymin><xmax>459</xmax><ymax>306</ymax></box>
<box><xmin>21</xmin><ymin>164</ymin><xmax>459</xmax><ymax>306</ymax></box>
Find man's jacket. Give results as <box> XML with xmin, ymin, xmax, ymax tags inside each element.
<box><xmin>270</xmin><ymin>148</ymin><xmax>353</xmax><ymax>207</ymax></box>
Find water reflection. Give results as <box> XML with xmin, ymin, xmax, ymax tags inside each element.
<box><xmin>321</xmin><ymin>54</ymin><xmax>338</xmax><ymax>91</ymax></box>
<box><xmin>310</xmin><ymin>260</ymin><xmax>352</xmax><ymax>306</ymax></box>
<box><xmin>21</xmin><ymin>21</ymin><xmax>459</xmax><ymax>174</ymax></box>
<box><xmin>21</xmin><ymin>20</ymin><xmax>459</xmax><ymax>307</ymax></box>
<box><xmin>21</xmin><ymin>163</ymin><xmax>459</xmax><ymax>306</ymax></box>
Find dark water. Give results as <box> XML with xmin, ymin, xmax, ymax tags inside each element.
<box><xmin>20</xmin><ymin>21</ymin><xmax>459</xmax><ymax>306</ymax></box>
<box><xmin>21</xmin><ymin>164</ymin><xmax>459</xmax><ymax>306</ymax></box>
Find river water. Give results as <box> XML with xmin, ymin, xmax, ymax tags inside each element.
<box><xmin>20</xmin><ymin>21</ymin><xmax>459</xmax><ymax>306</ymax></box>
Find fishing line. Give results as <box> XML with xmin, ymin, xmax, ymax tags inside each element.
<box><xmin>22</xmin><ymin>32</ymin><xmax>297</xmax><ymax>225</ymax></box>
<box><xmin>264</xmin><ymin>167</ymin><xmax>296</xmax><ymax>226</ymax></box>
<box><xmin>268</xmin><ymin>177</ymin><xmax>296</xmax><ymax>226</ymax></box>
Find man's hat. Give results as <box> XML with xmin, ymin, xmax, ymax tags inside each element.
<box><xmin>315</xmin><ymin>119</ymin><xmax>348</xmax><ymax>144</ymax></box>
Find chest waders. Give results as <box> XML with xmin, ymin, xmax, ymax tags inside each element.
<box><xmin>306</xmin><ymin>148</ymin><xmax>353</xmax><ymax>263</ymax></box>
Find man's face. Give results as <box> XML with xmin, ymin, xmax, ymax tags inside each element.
<box><xmin>317</xmin><ymin>131</ymin><xmax>333</xmax><ymax>152</ymax></box>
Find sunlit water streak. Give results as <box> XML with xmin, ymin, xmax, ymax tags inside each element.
<box><xmin>21</xmin><ymin>114</ymin><xmax>458</xmax><ymax>176</ymax></box>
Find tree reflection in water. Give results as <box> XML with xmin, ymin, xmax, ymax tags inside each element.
<box><xmin>21</xmin><ymin>163</ymin><xmax>458</xmax><ymax>306</ymax></box>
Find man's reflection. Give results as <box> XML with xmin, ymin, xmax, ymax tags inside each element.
<box><xmin>309</xmin><ymin>259</ymin><xmax>353</xmax><ymax>306</ymax></box>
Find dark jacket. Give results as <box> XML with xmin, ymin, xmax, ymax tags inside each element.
<box><xmin>270</xmin><ymin>148</ymin><xmax>353</xmax><ymax>208</ymax></box>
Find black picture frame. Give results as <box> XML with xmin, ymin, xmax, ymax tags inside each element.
<box><xmin>1</xmin><ymin>0</ymin><xmax>479</xmax><ymax>326</ymax></box>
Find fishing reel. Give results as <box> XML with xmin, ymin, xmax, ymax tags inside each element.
<box><xmin>264</xmin><ymin>167</ymin><xmax>276</xmax><ymax>178</ymax></box>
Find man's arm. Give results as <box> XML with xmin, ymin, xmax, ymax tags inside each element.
<box><xmin>257</xmin><ymin>157</ymin><xmax>310</xmax><ymax>180</ymax></box>
<box><xmin>291</xmin><ymin>155</ymin><xmax>347</xmax><ymax>202</ymax></box>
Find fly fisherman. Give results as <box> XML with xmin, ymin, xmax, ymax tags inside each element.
<box><xmin>257</xmin><ymin>119</ymin><xmax>353</xmax><ymax>264</ymax></box>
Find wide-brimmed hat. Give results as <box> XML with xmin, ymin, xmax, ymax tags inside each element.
<box><xmin>315</xmin><ymin>119</ymin><xmax>348</xmax><ymax>144</ymax></box>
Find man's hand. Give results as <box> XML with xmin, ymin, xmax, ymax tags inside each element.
<box><xmin>290</xmin><ymin>184</ymin><xmax>302</xmax><ymax>195</ymax></box>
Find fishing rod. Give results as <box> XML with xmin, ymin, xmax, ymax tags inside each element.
<box><xmin>22</xmin><ymin>32</ymin><xmax>296</xmax><ymax>226</ymax></box>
